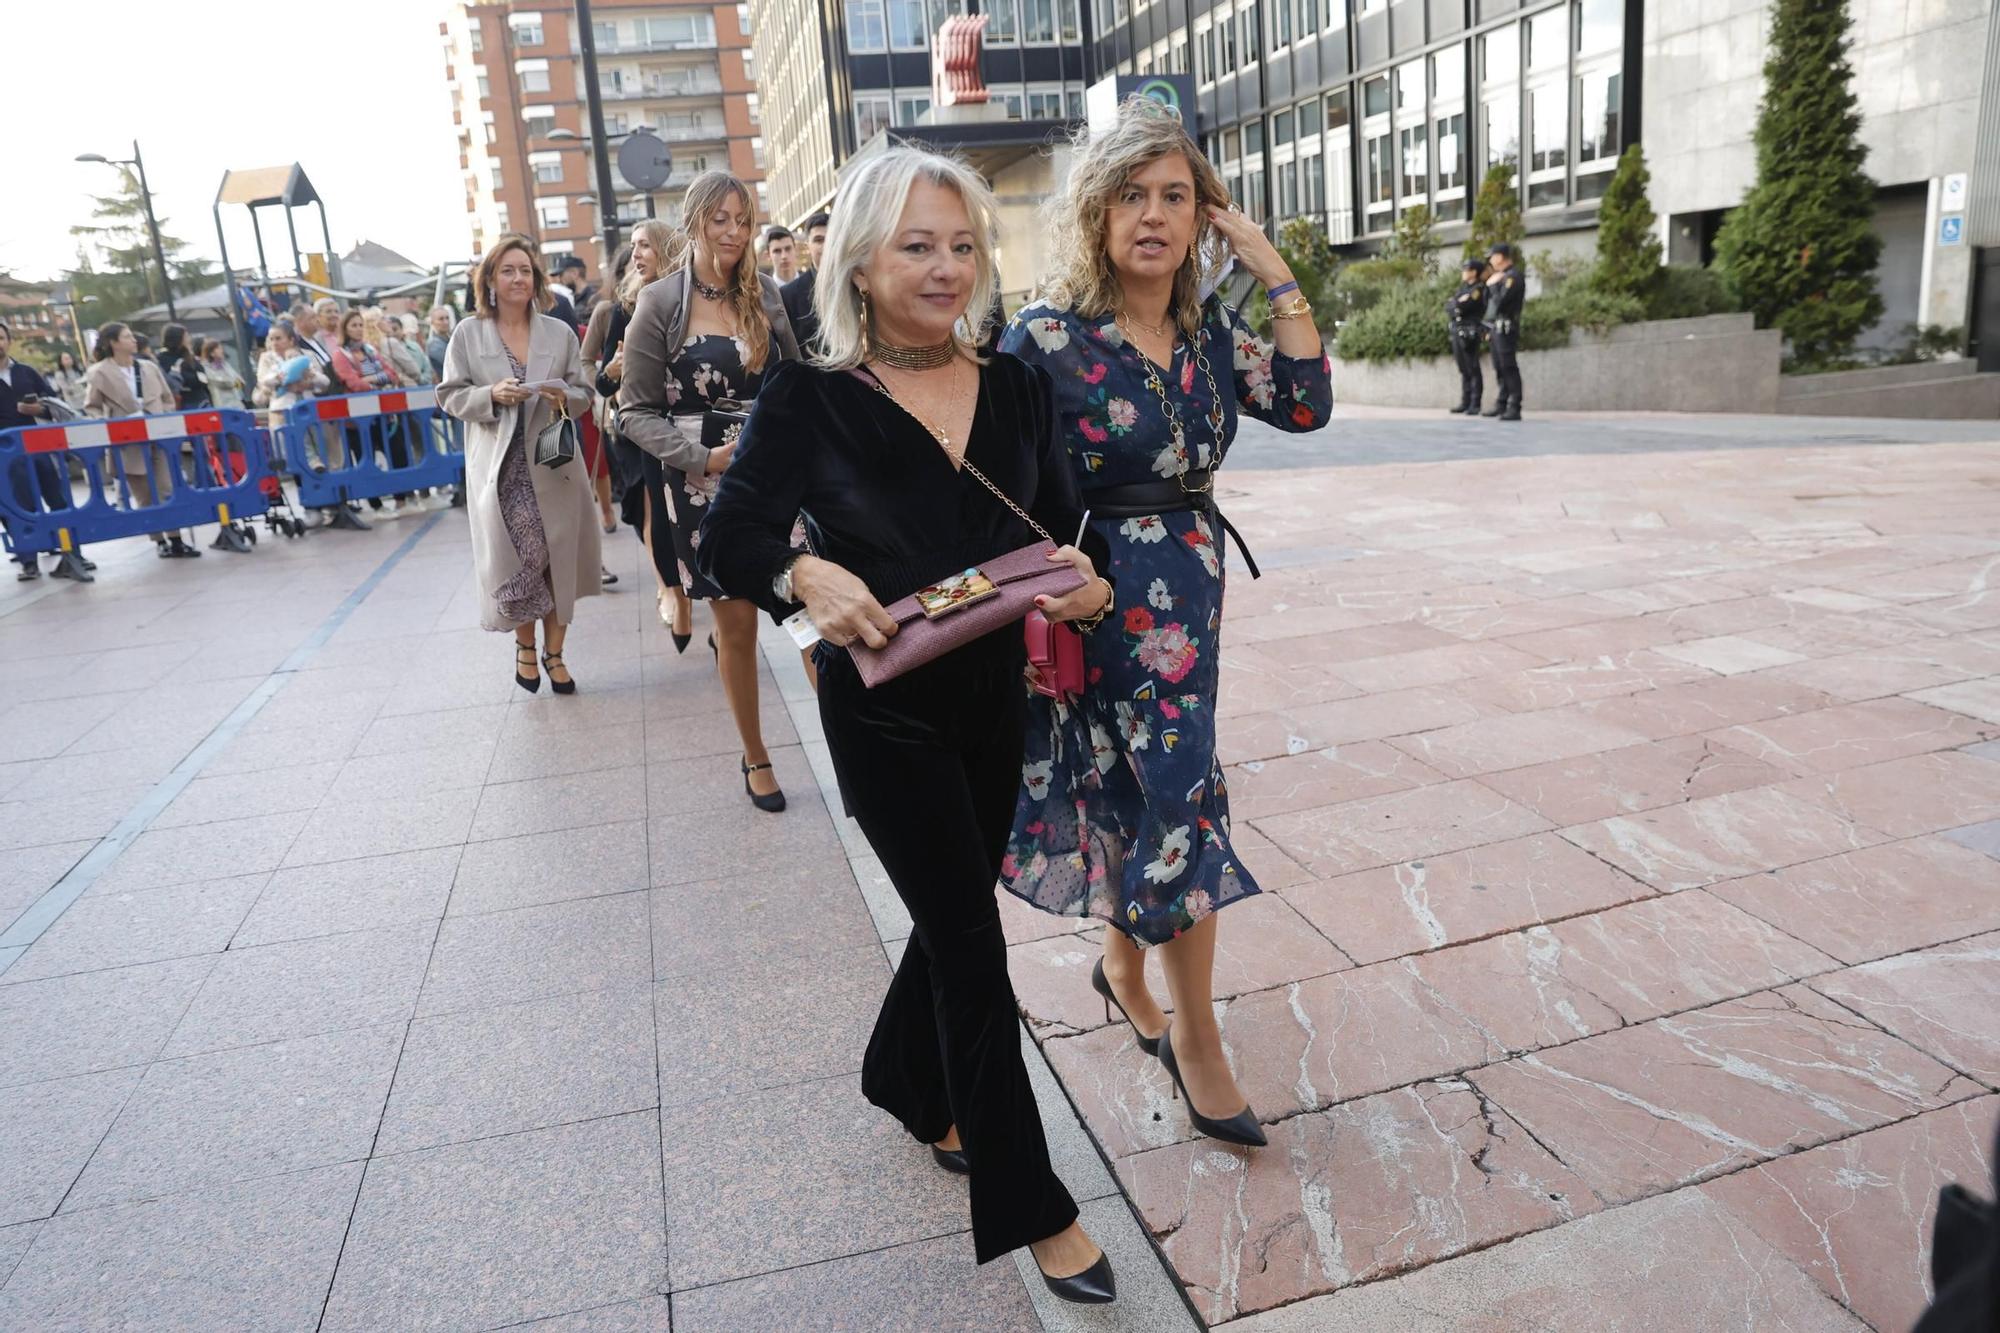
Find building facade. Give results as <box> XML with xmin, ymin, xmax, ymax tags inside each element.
<box><xmin>441</xmin><ymin>0</ymin><xmax>768</xmax><ymax>279</ymax></box>
<box><xmin>749</xmin><ymin>0</ymin><xmax>1100</xmax><ymax>224</ymax></box>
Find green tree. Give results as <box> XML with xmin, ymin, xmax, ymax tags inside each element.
<box><xmin>1594</xmin><ymin>145</ymin><xmax>1663</xmax><ymax>302</ymax></box>
<box><xmin>1464</xmin><ymin>162</ymin><xmax>1524</xmax><ymax>262</ymax></box>
<box><xmin>1713</xmin><ymin>0</ymin><xmax>1881</xmax><ymax>366</ymax></box>
<box><xmin>1388</xmin><ymin>203</ymin><xmax>1439</xmax><ymax>276</ymax></box>
<box><xmin>64</xmin><ymin>169</ymin><xmax>216</xmax><ymax>321</ymax></box>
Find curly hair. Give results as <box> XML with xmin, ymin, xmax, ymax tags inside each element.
<box><xmin>679</xmin><ymin>171</ymin><xmax>771</xmax><ymax>372</ymax></box>
<box><xmin>1041</xmin><ymin>96</ymin><xmax>1232</xmax><ymax>336</ymax></box>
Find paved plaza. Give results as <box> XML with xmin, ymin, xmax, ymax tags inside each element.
<box><xmin>1</xmin><ymin>406</ymin><xmax>1998</xmax><ymax>1330</ymax></box>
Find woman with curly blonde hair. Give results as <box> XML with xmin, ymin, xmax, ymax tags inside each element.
<box><xmin>617</xmin><ymin>172</ymin><xmax>802</xmax><ymax>811</ymax></box>
<box><xmin>997</xmin><ymin>97</ymin><xmax>1332</xmax><ymax>1146</ymax></box>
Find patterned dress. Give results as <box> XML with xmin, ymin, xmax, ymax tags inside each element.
<box><xmin>996</xmin><ymin>295</ymin><xmax>1332</xmax><ymax>946</ymax></box>
<box><xmin>494</xmin><ymin>343</ymin><xmax>555</xmax><ymax>626</ymax></box>
<box><xmin>661</xmin><ymin>333</ymin><xmax>769</xmax><ymax>601</ymax></box>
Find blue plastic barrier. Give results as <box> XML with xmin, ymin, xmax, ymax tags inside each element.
<box><xmin>0</xmin><ymin>408</ymin><xmax>273</xmax><ymax>573</ymax></box>
<box><xmin>278</xmin><ymin>388</ymin><xmax>465</xmax><ymax>527</ymax></box>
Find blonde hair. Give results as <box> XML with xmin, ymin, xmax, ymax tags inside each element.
<box><xmin>680</xmin><ymin>172</ymin><xmax>770</xmax><ymax>372</ymax></box>
<box><xmin>620</xmin><ymin>219</ymin><xmax>683</xmax><ymax>313</ymax></box>
<box><xmin>473</xmin><ymin>233</ymin><xmax>553</xmax><ymax>318</ymax></box>
<box><xmin>812</xmin><ymin>145</ymin><xmax>1000</xmax><ymax>372</ymax></box>
<box><xmin>1042</xmin><ymin>97</ymin><xmax>1232</xmax><ymax>336</ymax></box>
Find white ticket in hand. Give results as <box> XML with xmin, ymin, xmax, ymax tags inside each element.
<box><xmin>520</xmin><ymin>379</ymin><xmax>570</xmax><ymax>392</ymax></box>
<box><xmin>782</xmin><ymin>609</ymin><xmax>823</xmax><ymax>649</ymax></box>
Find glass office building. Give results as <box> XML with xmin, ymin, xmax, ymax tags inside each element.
<box><xmin>1091</xmin><ymin>0</ymin><xmax>1638</xmax><ymax>247</ymax></box>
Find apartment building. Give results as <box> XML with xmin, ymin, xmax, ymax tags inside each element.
<box><xmin>441</xmin><ymin>0</ymin><xmax>768</xmax><ymax>279</ymax></box>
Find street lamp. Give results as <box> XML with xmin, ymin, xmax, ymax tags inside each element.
<box><xmin>76</xmin><ymin>141</ymin><xmax>177</xmax><ymax>320</ymax></box>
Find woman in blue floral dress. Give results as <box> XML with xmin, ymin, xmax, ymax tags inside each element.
<box><xmin>998</xmin><ymin>101</ymin><xmax>1330</xmax><ymax>1145</ymax></box>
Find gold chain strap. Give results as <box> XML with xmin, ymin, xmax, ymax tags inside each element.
<box><xmin>864</xmin><ymin>375</ymin><xmax>1056</xmax><ymax>546</ymax></box>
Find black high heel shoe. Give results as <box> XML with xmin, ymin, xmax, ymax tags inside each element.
<box><xmin>514</xmin><ymin>644</ymin><xmax>540</xmax><ymax>694</ymax></box>
<box><xmin>541</xmin><ymin>651</ymin><xmax>576</xmax><ymax>695</ymax></box>
<box><xmin>1158</xmin><ymin>1025</ymin><xmax>1267</xmax><ymax>1147</ymax></box>
<box><xmin>1091</xmin><ymin>957</ymin><xmax>1161</xmax><ymax>1058</ymax></box>
<box><xmin>658</xmin><ymin>594</ymin><xmax>692</xmax><ymax>654</ymax></box>
<box><xmin>1034</xmin><ymin>1248</ymin><xmax>1117</xmax><ymax>1305</ymax></box>
<box><xmin>741</xmin><ymin>758</ymin><xmax>786</xmax><ymax>813</ymax></box>
<box><xmin>672</xmin><ymin>630</ymin><xmax>693</xmax><ymax>654</ymax></box>
<box><xmin>930</xmin><ymin>1143</ymin><xmax>969</xmax><ymax>1175</ymax></box>
<box><xmin>708</xmin><ymin>632</ymin><xmax>718</xmax><ymax>660</ymax></box>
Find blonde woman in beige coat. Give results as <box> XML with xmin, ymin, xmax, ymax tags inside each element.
<box><xmin>438</xmin><ymin>234</ymin><xmax>601</xmax><ymax>693</ymax></box>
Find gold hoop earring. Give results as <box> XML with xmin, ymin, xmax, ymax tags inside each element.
<box><xmin>859</xmin><ymin>289</ymin><xmax>874</xmax><ymax>356</ymax></box>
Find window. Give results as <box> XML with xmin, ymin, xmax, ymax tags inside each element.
<box><xmin>1484</xmin><ymin>93</ymin><xmax>1520</xmax><ymax>171</ymax></box>
<box><xmin>1272</xmin><ymin>0</ymin><xmax>1292</xmax><ymax>50</ymax></box>
<box><xmin>1299</xmin><ymin>96</ymin><xmax>1322</xmax><ymax>137</ymax></box>
<box><xmin>1433</xmin><ymin>111</ymin><xmax>1466</xmax><ymax>216</ymax></box>
<box><xmin>896</xmin><ymin>94</ymin><xmax>932</xmax><ymax>122</ymax></box>
<box><xmin>1066</xmin><ymin>88</ymin><xmax>1083</xmax><ymax>117</ymax></box>
<box><xmin>470</xmin><ymin>24</ymin><xmax>483</xmax><ymax>52</ymax></box>
<box><xmin>542</xmin><ymin>243</ymin><xmax>572</xmax><ymax>268</ymax></box>
<box><xmin>998</xmin><ymin>90</ymin><xmax>1024</xmax><ymax>118</ymax></box>
<box><xmin>1325</xmin><ymin>88</ymin><xmax>1353</xmax><ymax>242</ymax></box>
<box><xmin>1218</xmin><ymin>9</ymin><xmax>1236</xmax><ymax>73</ymax></box>
<box><xmin>1023</xmin><ymin>0</ymin><xmax>1055</xmax><ymax>40</ymax></box>
<box><xmin>1299</xmin><ymin>0</ymin><xmax>1318</xmax><ymax>38</ymax></box>
<box><xmin>1301</xmin><ymin>152</ymin><xmax>1325</xmax><ymax>217</ymax></box>
<box><xmin>1527</xmin><ymin>7</ymin><xmax>1565</xmax><ymax>71</ymax></box>
<box><xmin>752</xmin><ymin>135</ymin><xmax>766</xmax><ymax>167</ymax></box>
<box><xmin>1027</xmin><ymin>88</ymin><xmax>1065</xmax><ymax>119</ymax></box>
<box><xmin>736</xmin><ymin>3</ymin><xmax>749</xmax><ymax>32</ymax></box>
<box><xmin>1365</xmin><ymin>133</ymin><xmax>1392</xmax><ymax>230</ymax></box>
<box><xmin>524</xmin><ymin>106</ymin><xmax>556</xmax><ymax>138</ymax></box>
<box><xmin>1575</xmin><ymin>0</ymin><xmax>1619</xmax><ymax>55</ymax></box>
<box><xmin>1528</xmin><ymin>82</ymin><xmax>1567</xmax><ymax>205</ymax></box>
<box><xmin>1244</xmin><ymin>120</ymin><xmax>1264</xmax><ymax>157</ymax></box>
<box><xmin>489</xmin><ymin>165</ymin><xmax>503</xmax><ymax>191</ymax></box>
<box><xmin>643</xmin><ymin>13</ymin><xmax>715</xmax><ymax>45</ymax></box>
<box><xmin>1277</xmin><ymin>159</ymin><xmax>1298</xmax><ymax>217</ymax></box>
<box><xmin>593</xmin><ymin>20</ymin><xmax>617</xmax><ymax>48</ymax></box>
<box><xmin>1394</xmin><ymin>59</ymin><xmax>1422</xmax><ymax>118</ymax></box>
<box><xmin>476</xmin><ymin>73</ymin><xmax>490</xmax><ymax>97</ymax></box>
<box><xmin>538</xmin><ymin>197</ymin><xmax>569</xmax><ymax>228</ymax></box>
<box><xmin>1059</xmin><ymin>0</ymin><xmax>1080</xmax><ymax>41</ymax></box>
<box><xmin>1573</xmin><ymin>68</ymin><xmax>1621</xmax><ymax>198</ymax></box>
<box><xmin>745</xmin><ymin>92</ymin><xmax>760</xmax><ymax>126</ymax></box>
<box><xmin>529</xmin><ymin>151</ymin><xmax>563</xmax><ymax>185</ymax></box>
<box><xmin>1239</xmin><ymin>2</ymin><xmax>1261</xmax><ymax>66</ymax></box>
<box><xmin>742</xmin><ymin>49</ymin><xmax>755</xmax><ymax>80</ymax></box>
<box><xmin>1273</xmin><ymin>109</ymin><xmax>1294</xmax><ymax>147</ymax></box>
<box><xmin>848</xmin><ymin>0</ymin><xmax>886</xmax><ymax>49</ymax></box>
<box><xmin>496</xmin><ymin>203</ymin><xmax>510</xmax><ymax>231</ymax></box>
<box><xmin>985</xmin><ymin>0</ymin><xmax>1018</xmax><ymax>42</ymax></box>
<box><xmin>515</xmin><ymin>58</ymin><xmax>550</xmax><ymax>93</ymax></box>
<box><xmin>508</xmin><ymin>13</ymin><xmax>544</xmax><ymax>45</ymax></box>
<box><xmin>1481</xmin><ymin>24</ymin><xmax>1518</xmax><ymax>84</ymax></box>
<box><xmin>1363</xmin><ymin>74</ymin><xmax>1389</xmax><ymax>118</ymax></box>
<box><xmin>1170</xmin><ymin>30</ymin><xmax>1187</xmax><ymax>71</ymax></box>
<box><xmin>1243</xmin><ymin>162</ymin><xmax>1264</xmax><ymax>221</ymax></box>
<box><xmin>1357</xmin><ymin>0</ymin><xmax>1382</xmax><ymax>10</ymax></box>
<box><xmin>889</xmin><ymin>0</ymin><xmax>927</xmax><ymax>46</ymax></box>
<box><xmin>1399</xmin><ymin>124</ymin><xmax>1428</xmax><ymax>204</ymax></box>
<box><xmin>1195</xmin><ymin>19</ymin><xmax>1213</xmax><ymax>82</ymax></box>
<box><xmin>855</xmin><ymin>95</ymin><xmax>892</xmax><ymax>140</ymax></box>
<box><xmin>1432</xmin><ymin>43</ymin><xmax>1464</xmax><ymax>103</ymax></box>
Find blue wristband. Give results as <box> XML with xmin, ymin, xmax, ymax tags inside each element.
<box><xmin>1267</xmin><ymin>280</ymin><xmax>1300</xmax><ymax>301</ymax></box>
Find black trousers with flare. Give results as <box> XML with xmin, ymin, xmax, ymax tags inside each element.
<box><xmin>819</xmin><ymin>638</ymin><xmax>1079</xmax><ymax>1264</ymax></box>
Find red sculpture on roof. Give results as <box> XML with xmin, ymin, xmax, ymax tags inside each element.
<box><xmin>932</xmin><ymin>14</ymin><xmax>991</xmax><ymax>107</ymax></box>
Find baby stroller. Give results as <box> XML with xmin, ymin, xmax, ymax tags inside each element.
<box><xmin>199</xmin><ymin>422</ymin><xmax>308</xmax><ymax>545</ymax></box>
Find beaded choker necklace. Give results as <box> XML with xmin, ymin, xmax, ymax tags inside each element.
<box><xmin>869</xmin><ymin>337</ymin><xmax>957</xmax><ymax>371</ymax></box>
<box><xmin>691</xmin><ymin>276</ymin><xmax>729</xmax><ymax>301</ymax></box>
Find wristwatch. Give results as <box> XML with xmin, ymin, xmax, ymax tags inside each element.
<box><xmin>772</xmin><ymin>554</ymin><xmax>803</xmax><ymax>603</ymax></box>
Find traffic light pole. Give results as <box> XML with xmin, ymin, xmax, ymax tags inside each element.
<box><xmin>574</xmin><ymin>0</ymin><xmax>624</xmax><ymax>271</ymax></box>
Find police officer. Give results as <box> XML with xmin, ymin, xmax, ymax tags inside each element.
<box><xmin>1483</xmin><ymin>243</ymin><xmax>1524</xmax><ymax>421</ymax></box>
<box><xmin>1446</xmin><ymin>258</ymin><xmax>1487</xmax><ymax>414</ymax></box>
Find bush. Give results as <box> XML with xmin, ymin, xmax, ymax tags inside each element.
<box><xmin>1464</xmin><ymin>162</ymin><xmax>1525</xmax><ymax>262</ymax></box>
<box><xmin>1329</xmin><ymin>256</ymin><xmax>1428</xmax><ymax>323</ymax></box>
<box><xmin>1645</xmin><ymin>265</ymin><xmax>1738</xmax><ymax>320</ymax></box>
<box><xmin>1594</xmin><ymin>145</ymin><xmax>1663</xmax><ymax>302</ymax></box>
<box><xmin>1388</xmin><ymin>205</ymin><xmax>1440</xmax><ymax>277</ymax></box>
<box><xmin>1334</xmin><ymin>276</ymin><xmax>1455</xmax><ymax>361</ymax></box>
<box><xmin>1531</xmin><ymin>251</ymin><xmax>1596</xmax><ymax>293</ymax></box>
<box><xmin>1519</xmin><ymin>283</ymin><xmax>1646</xmax><ymax>351</ymax></box>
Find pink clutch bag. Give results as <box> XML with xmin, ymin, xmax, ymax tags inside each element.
<box><xmin>1023</xmin><ymin>610</ymin><xmax>1084</xmax><ymax>702</ymax></box>
<box><xmin>847</xmin><ymin>541</ymin><xmax>1085</xmax><ymax>688</ymax></box>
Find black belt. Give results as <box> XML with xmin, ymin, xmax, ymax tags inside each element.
<box><xmin>1084</xmin><ymin>471</ymin><xmax>1261</xmax><ymax>579</ymax></box>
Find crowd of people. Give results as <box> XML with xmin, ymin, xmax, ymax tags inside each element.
<box><xmin>432</xmin><ymin>97</ymin><xmax>1330</xmax><ymax>1304</ymax></box>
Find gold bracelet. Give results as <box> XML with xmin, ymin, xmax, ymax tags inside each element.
<box><xmin>1272</xmin><ymin>296</ymin><xmax>1313</xmax><ymax>321</ymax></box>
<box><xmin>1073</xmin><ymin>577</ymin><xmax>1115</xmax><ymax>633</ymax></box>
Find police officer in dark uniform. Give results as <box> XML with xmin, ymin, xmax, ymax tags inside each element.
<box><xmin>1483</xmin><ymin>243</ymin><xmax>1524</xmax><ymax>421</ymax></box>
<box><xmin>1446</xmin><ymin>258</ymin><xmax>1487</xmax><ymax>414</ymax></box>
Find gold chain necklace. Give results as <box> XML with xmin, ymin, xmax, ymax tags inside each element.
<box><xmin>1130</xmin><ymin>334</ymin><xmax>1225</xmax><ymax>493</ymax></box>
<box><xmin>1117</xmin><ymin>309</ymin><xmax>1172</xmax><ymax>339</ymax></box>
<box><xmin>868</xmin><ymin>362</ymin><xmax>971</xmax><ymax>456</ymax></box>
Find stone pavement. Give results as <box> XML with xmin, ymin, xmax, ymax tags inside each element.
<box><xmin>0</xmin><ymin>407</ymin><xmax>1996</xmax><ymax>1331</ymax></box>
<box><xmin>1005</xmin><ymin>417</ymin><xmax>2000</xmax><ymax>1329</ymax></box>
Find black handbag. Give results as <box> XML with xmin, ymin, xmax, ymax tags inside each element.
<box><xmin>533</xmin><ymin>397</ymin><xmax>578</xmax><ymax>469</ymax></box>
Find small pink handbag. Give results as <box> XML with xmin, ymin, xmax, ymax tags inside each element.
<box><xmin>1023</xmin><ymin>610</ymin><xmax>1084</xmax><ymax>702</ymax></box>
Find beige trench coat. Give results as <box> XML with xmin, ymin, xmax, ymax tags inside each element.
<box><xmin>437</xmin><ymin>314</ymin><xmax>602</xmax><ymax>631</ymax></box>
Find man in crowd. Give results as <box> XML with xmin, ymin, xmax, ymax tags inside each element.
<box><xmin>780</xmin><ymin>209</ymin><xmax>830</xmax><ymax>357</ymax></box>
<box><xmin>1445</xmin><ymin>258</ymin><xmax>1487</xmax><ymax>415</ymax></box>
<box><xmin>0</xmin><ymin>323</ymin><xmax>89</xmax><ymax>580</ymax></box>
<box><xmin>1483</xmin><ymin>243</ymin><xmax>1524</xmax><ymax>422</ymax></box>
<box><xmin>547</xmin><ymin>255</ymin><xmax>586</xmax><ymax>336</ymax></box>
<box><xmin>762</xmin><ymin>226</ymin><xmax>801</xmax><ymax>285</ymax></box>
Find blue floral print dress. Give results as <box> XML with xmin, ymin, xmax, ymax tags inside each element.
<box><xmin>995</xmin><ymin>294</ymin><xmax>1332</xmax><ymax>946</ymax></box>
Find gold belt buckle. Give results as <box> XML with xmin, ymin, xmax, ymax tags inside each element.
<box><xmin>915</xmin><ymin>567</ymin><xmax>999</xmax><ymax>619</ymax></box>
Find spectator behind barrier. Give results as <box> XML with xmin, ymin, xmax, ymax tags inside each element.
<box><xmin>158</xmin><ymin>323</ymin><xmax>207</xmax><ymax>410</ymax></box>
<box><xmin>384</xmin><ymin>313</ymin><xmax>433</xmax><ymax>387</ymax></box>
<box><xmin>81</xmin><ymin>321</ymin><xmax>201</xmax><ymax>559</ymax></box>
<box><xmin>426</xmin><ymin>305</ymin><xmax>456</xmax><ymax>380</ymax></box>
<box><xmin>331</xmin><ymin>309</ymin><xmax>415</xmax><ymax>512</ymax></box>
<box><xmin>48</xmin><ymin>350</ymin><xmax>88</xmax><ymax>408</ymax></box>
<box><xmin>199</xmin><ymin>338</ymin><xmax>246</xmax><ymax>409</ymax></box>
<box><xmin>255</xmin><ymin>320</ymin><xmax>329</xmax><ymax>412</ymax></box>
<box><xmin>0</xmin><ymin>321</ymin><xmax>92</xmax><ymax>581</ymax></box>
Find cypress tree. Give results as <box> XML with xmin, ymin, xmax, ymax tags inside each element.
<box><xmin>1594</xmin><ymin>145</ymin><xmax>1662</xmax><ymax>302</ymax></box>
<box><xmin>1713</xmin><ymin>0</ymin><xmax>1882</xmax><ymax>366</ymax></box>
<box><xmin>1464</xmin><ymin>162</ymin><xmax>1524</xmax><ymax>262</ymax></box>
